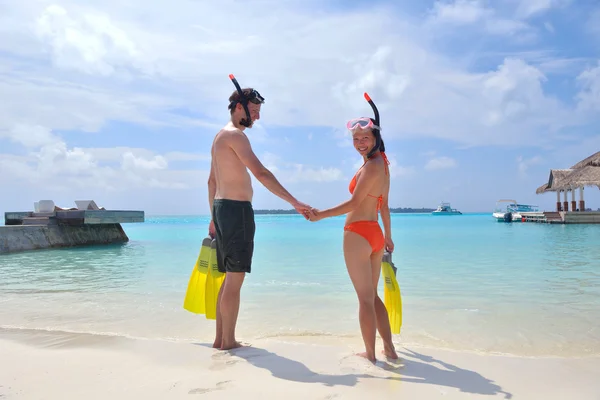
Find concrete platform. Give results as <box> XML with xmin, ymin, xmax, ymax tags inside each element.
<box><xmin>0</xmin><ymin>224</ymin><xmax>130</xmax><ymax>254</ymax></box>
<box><xmin>1</xmin><ymin>209</ymin><xmax>144</xmax><ymax>254</ymax></box>
<box><xmin>563</xmin><ymin>211</ymin><xmax>600</xmax><ymax>224</ymax></box>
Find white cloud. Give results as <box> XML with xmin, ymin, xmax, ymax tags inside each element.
<box><xmin>261</xmin><ymin>152</ymin><xmax>280</xmax><ymax>173</ymax></box>
<box><xmin>2</xmin><ymin>124</ymin><xmax>57</xmax><ymax>148</ymax></box>
<box><xmin>246</xmin><ymin>122</ymin><xmax>269</xmax><ymax>143</ymax></box>
<box><xmin>429</xmin><ymin>0</ymin><xmax>488</xmax><ymax>24</ymax></box>
<box><xmin>517</xmin><ymin>155</ymin><xmax>543</xmax><ymax>177</ymax></box>
<box><xmin>425</xmin><ymin>156</ymin><xmax>458</xmax><ymax>170</ymax></box>
<box><xmin>576</xmin><ymin>61</ymin><xmax>600</xmax><ymax>112</ymax></box>
<box><xmin>259</xmin><ymin>151</ymin><xmax>343</xmax><ymax>183</ymax></box>
<box><xmin>514</xmin><ymin>0</ymin><xmax>571</xmax><ymax>19</ymax></box>
<box><xmin>164</xmin><ymin>151</ymin><xmax>210</xmax><ymax>162</ymax></box>
<box><xmin>121</xmin><ymin>152</ymin><xmax>167</xmax><ymax>171</ymax></box>
<box><xmin>0</xmin><ymin>0</ymin><xmax>597</xmax><ymax>215</ymax></box>
<box><xmin>427</xmin><ymin>0</ymin><xmax>532</xmax><ymax>37</ymax></box>
<box><xmin>0</xmin><ymin>0</ymin><xmax>589</xmax><ymax>150</ymax></box>
<box><xmin>287</xmin><ymin>165</ymin><xmax>344</xmax><ymax>183</ymax></box>
<box><xmin>352</xmin><ymin>153</ymin><xmax>415</xmax><ymax>179</ymax></box>
<box><xmin>35</xmin><ymin>5</ymin><xmax>142</xmax><ymax>76</ymax></box>
<box><xmin>587</xmin><ymin>8</ymin><xmax>600</xmax><ymax>38</ymax></box>
<box><xmin>385</xmin><ymin>153</ymin><xmax>417</xmax><ymax>179</ymax></box>
<box><xmin>0</xmin><ymin>124</ymin><xmax>200</xmax><ymax>191</ymax></box>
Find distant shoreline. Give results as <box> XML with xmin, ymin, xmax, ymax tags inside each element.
<box><xmin>253</xmin><ymin>207</ymin><xmax>435</xmax><ymax>215</ymax></box>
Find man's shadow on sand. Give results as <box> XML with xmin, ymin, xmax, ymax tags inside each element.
<box><xmin>195</xmin><ymin>343</ymin><xmax>368</xmax><ymax>387</ymax></box>
<box><xmin>195</xmin><ymin>343</ymin><xmax>512</xmax><ymax>398</ymax></box>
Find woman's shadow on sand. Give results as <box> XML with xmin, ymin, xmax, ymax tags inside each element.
<box><xmin>390</xmin><ymin>348</ymin><xmax>513</xmax><ymax>399</ymax></box>
<box><xmin>196</xmin><ymin>343</ymin><xmax>512</xmax><ymax>397</ymax></box>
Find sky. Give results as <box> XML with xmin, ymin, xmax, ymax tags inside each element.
<box><xmin>1</xmin><ymin>0</ymin><xmax>599</xmax><ymax>216</ymax></box>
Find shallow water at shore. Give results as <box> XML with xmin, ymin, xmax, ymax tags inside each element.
<box><xmin>1</xmin><ymin>213</ymin><xmax>599</xmax><ymax>357</ymax></box>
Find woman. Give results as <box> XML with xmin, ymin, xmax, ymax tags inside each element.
<box><xmin>308</xmin><ymin>94</ymin><xmax>398</xmax><ymax>362</ymax></box>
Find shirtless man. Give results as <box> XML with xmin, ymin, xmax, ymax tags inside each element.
<box><xmin>207</xmin><ymin>84</ymin><xmax>311</xmax><ymax>350</ymax></box>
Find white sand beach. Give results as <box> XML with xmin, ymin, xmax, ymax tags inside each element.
<box><xmin>1</xmin><ymin>329</ymin><xmax>599</xmax><ymax>400</ymax></box>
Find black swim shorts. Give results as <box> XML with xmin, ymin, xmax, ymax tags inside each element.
<box><xmin>212</xmin><ymin>199</ymin><xmax>255</xmax><ymax>273</ymax></box>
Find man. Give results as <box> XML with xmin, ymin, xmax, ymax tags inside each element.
<box><xmin>207</xmin><ymin>83</ymin><xmax>311</xmax><ymax>350</ymax></box>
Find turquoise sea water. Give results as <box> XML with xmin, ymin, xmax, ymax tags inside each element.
<box><xmin>1</xmin><ymin>213</ymin><xmax>600</xmax><ymax>357</ymax></box>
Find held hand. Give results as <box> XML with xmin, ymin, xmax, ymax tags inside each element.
<box><xmin>308</xmin><ymin>208</ymin><xmax>323</xmax><ymax>222</ymax></box>
<box><xmin>208</xmin><ymin>220</ymin><xmax>216</xmax><ymax>239</ymax></box>
<box><xmin>385</xmin><ymin>236</ymin><xmax>394</xmax><ymax>253</ymax></box>
<box><xmin>292</xmin><ymin>200</ymin><xmax>312</xmax><ymax>219</ymax></box>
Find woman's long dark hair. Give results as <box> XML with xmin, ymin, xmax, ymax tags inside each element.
<box><xmin>367</xmin><ymin>118</ymin><xmax>385</xmax><ymax>159</ymax></box>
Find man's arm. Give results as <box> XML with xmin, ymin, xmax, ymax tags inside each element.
<box><xmin>229</xmin><ymin>131</ymin><xmax>302</xmax><ymax>207</ymax></box>
<box><xmin>208</xmin><ymin>160</ymin><xmax>216</xmax><ymax>217</ymax></box>
<box><xmin>207</xmin><ymin>159</ymin><xmax>217</xmax><ymax>237</ymax></box>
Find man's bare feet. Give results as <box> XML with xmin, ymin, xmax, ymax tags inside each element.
<box><xmin>212</xmin><ymin>340</ymin><xmax>221</xmax><ymax>349</ymax></box>
<box><xmin>356</xmin><ymin>351</ymin><xmax>377</xmax><ymax>363</ymax></box>
<box><xmin>220</xmin><ymin>340</ymin><xmax>243</xmax><ymax>351</ymax></box>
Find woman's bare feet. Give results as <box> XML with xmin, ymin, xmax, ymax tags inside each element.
<box><xmin>382</xmin><ymin>346</ymin><xmax>399</xmax><ymax>359</ymax></box>
<box><xmin>381</xmin><ymin>344</ymin><xmax>398</xmax><ymax>360</ymax></box>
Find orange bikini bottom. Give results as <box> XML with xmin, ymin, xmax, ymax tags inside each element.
<box><xmin>344</xmin><ymin>221</ymin><xmax>384</xmax><ymax>253</ymax></box>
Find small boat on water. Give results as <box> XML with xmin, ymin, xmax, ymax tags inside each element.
<box><xmin>432</xmin><ymin>202</ymin><xmax>462</xmax><ymax>215</ymax></box>
<box><xmin>493</xmin><ymin>199</ymin><xmax>539</xmax><ymax>222</ymax></box>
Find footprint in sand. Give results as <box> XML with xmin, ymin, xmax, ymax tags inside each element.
<box><xmin>338</xmin><ymin>353</ymin><xmax>404</xmax><ymax>376</ymax></box>
<box><xmin>209</xmin><ymin>359</ymin><xmax>240</xmax><ymax>371</ymax></box>
<box><xmin>338</xmin><ymin>353</ymin><xmax>372</xmax><ymax>373</ymax></box>
<box><xmin>209</xmin><ymin>352</ymin><xmax>242</xmax><ymax>371</ymax></box>
<box><xmin>210</xmin><ymin>351</ymin><xmax>233</xmax><ymax>361</ymax></box>
<box><xmin>209</xmin><ymin>345</ymin><xmax>256</xmax><ymax>370</ymax></box>
<box><xmin>188</xmin><ymin>380</ymin><xmax>232</xmax><ymax>395</ymax></box>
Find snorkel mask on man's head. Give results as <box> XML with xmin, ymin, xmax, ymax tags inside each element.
<box><xmin>228</xmin><ymin>74</ymin><xmax>265</xmax><ymax>128</ymax></box>
<box><xmin>346</xmin><ymin>92</ymin><xmax>383</xmax><ymax>159</ymax></box>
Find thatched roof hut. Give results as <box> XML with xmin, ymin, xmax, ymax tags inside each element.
<box><xmin>535</xmin><ymin>183</ymin><xmax>548</xmax><ymax>194</ymax></box>
<box><xmin>553</xmin><ymin>165</ymin><xmax>600</xmax><ymax>191</ymax></box>
<box><xmin>535</xmin><ymin>169</ymin><xmax>576</xmax><ymax>193</ymax></box>
<box><xmin>569</xmin><ymin>151</ymin><xmax>600</xmax><ymax>169</ymax></box>
<box><xmin>536</xmin><ymin>151</ymin><xmax>600</xmax><ymax>211</ymax></box>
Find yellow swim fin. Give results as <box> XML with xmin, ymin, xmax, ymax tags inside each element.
<box><xmin>183</xmin><ymin>237</ymin><xmax>212</xmax><ymax>314</ymax></box>
<box><xmin>205</xmin><ymin>239</ymin><xmax>226</xmax><ymax>320</ymax></box>
<box><xmin>382</xmin><ymin>251</ymin><xmax>402</xmax><ymax>335</ymax></box>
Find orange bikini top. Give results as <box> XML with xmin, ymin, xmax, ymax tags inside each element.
<box><xmin>349</xmin><ymin>151</ymin><xmax>390</xmax><ymax>211</ymax></box>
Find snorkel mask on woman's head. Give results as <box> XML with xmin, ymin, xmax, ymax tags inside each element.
<box><xmin>346</xmin><ymin>92</ymin><xmax>382</xmax><ymax>159</ymax></box>
<box><xmin>346</xmin><ymin>117</ymin><xmax>381</xmax><ymax>132</ymax></box>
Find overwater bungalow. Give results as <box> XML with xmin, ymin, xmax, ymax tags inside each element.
<box><xmin>533</xmin><ymin>151</ymin><xmax>600</xmax><ymax>224</ymax></box>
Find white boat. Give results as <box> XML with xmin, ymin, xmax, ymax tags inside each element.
<box><xmin>493</xmin><ymin>199</ymin><xmax>539</xmax><ymax>222</ymax></box>
<box><xmin>508</xmin><ymin>203</ymin><xmax>539</xmax><ymax>220</ymax></box>
<box><xmin>432</xmin><ymin>202</ymin><xmax>462</xmax><ymax>215</ymax></box>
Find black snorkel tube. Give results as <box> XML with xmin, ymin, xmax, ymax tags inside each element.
<box><xmin>229</xmin><ymin>74</ymin><xmax>265</xmax><ymax>128</ymax></box>
<box><xmin>364</xmin><ymin>92</ymin><xmax>382</xmax><ymax>159</ymax></box>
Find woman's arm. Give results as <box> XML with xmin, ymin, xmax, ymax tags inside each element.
<box><xmin>380</xmin><ymin>175</ymin><xmax>392</xmax><ymax>239</ymax></box>
<box><xmin>317</xmin><ymin>162</ymin><xmax>378</xmax><ymax>219</ymax></box>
